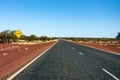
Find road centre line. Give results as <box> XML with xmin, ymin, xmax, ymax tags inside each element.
<box><xmin>72</xmin><ymin>47</ymin><xmax>75</xmax><ymax>49</ymax></box>
<box><xmin>102</xmin><ymin>68</ymin><xmax>119</xmax><ymax>80</ymax></box>
<box><xmin>70</xmin><ymin>46</ymin><xmax>83</xmax><ymax>55</ymax></box>
<box><xmin>79</xmin><ymin>52</ymin><xmax>83</xmax><ymax>55</ymax></box>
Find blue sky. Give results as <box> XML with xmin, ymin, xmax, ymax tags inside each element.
<box><xmin>0</xmin><ymin>0</ymin><xmax>120</xmax><ymax>38</ymax></box>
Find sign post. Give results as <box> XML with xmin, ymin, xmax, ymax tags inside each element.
<box><xmin>15</xmin><ymin>29</ymin><xmax>23</xmax><ymax>52</ymax></box>
<box><xmin>15</xmin><ymin>29</ymin><xmax>23</xmax><ymax>43</ymax></box>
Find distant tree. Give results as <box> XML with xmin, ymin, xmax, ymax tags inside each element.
<box><xmin>116</xmin><ymin>32</ymin><xmax>120</xmax><ymax>39</ymax></box>
<box><xmin>9</xmin><ymin>30</ymin><xmax>17</xmax><ymax>42</ymax></box>
<box><xmin>0</xmin><ymin>30</ymin><xmax>11</xmax><ymax>43</ymax></box>
<box><xmin>29</xmin><ymin>34</ymin><xmax>37</xmax><ymax>41</ymax></box>
<box><xmin>116</xmin><ymin>32</ymin><xmax>120</xmax><ymax>46</ymax></box>
<box><xmin>0</xmin><ymin>30</ymin><xmax>23</xmax><ymax>43</ymax></box>
<box><xmin>20</xmin><ymin>35</ymin><xmax>27</xmax><ymax>40</ymax></box>
<box><xmin>40</xmin><ymin>36</ymin><xmax>48</xmax><ymax>41</ymax></box>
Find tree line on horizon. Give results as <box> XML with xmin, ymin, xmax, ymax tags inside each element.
<box><xmin>0</xmin><ymin>30</ymin><xmax>120</xmax><ymax>44</ymax></box>
<box><xmin>0</xmin><ymin>30</ymin><xmax>56</xmax><ymax>44</ymax></box>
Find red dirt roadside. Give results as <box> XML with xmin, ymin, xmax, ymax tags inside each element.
<box><xmin>0</xmin><ymin>41</ymin><xmax>56</xmax><ymax>79</ymax></box>
<box><xmin>73</xmin><ymin>41</ymin><xmax>120</xmax><ymax>55</ymax></box>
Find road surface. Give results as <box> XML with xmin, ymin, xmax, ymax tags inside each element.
<box><xmin>8</xmin><ymin>40</ymin><xmax>120</xmax><ymax>80</ymax></box>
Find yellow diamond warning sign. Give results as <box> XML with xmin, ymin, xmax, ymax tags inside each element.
<box><xmin>15</xmin><ymin>29</ymin><xmax>23</xmax><ymax>38</ymax></box>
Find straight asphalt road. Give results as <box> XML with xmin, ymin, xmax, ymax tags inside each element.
<box><xmin>8</xmin><ymin>40</ymin><xmax>120</xmax><ymax>80</ymax></box>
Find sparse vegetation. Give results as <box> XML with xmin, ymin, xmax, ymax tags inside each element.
<box><xmin>0</xmin><ymin>30</ymin><xmax>57</xmax><ymax>44</ymax></box>
<box><xmin>0</xmin><ymin>30</ymin><xmax>16</xmax><ymax>43</ymax></box>
<box><xmin>0</xmin><ymin>29</ymin><xmax>119</xmax><ymax>45</ymax></box>
<box><xmin>65</xmin><ymin>37</ymin><xmax>117</xmax><ymax>42</ymax></box>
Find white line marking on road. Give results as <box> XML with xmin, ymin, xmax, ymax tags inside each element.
<box><xmin>7</xmin><ymin>42</ymin><xmax>57</xmax><ymax>80</ymax></box>
<box><xmin>79</xmin><ymin>52</ymin><xmax>83</xmax><ymax>55</ymax></box>
<box><xmin>102</xmin><ymin>68</ymin><xmax>119</xmax><ymax>80</ymax></box>
<box><xmin>72</xmin><ymin>47</ymin><xmax>74</xmax><ymax>49</ymax></box>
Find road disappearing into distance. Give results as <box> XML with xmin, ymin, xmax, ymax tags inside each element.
<box><xmin>7</xmin><ymin>40</ymin><xmax>120</xmax><ymax>80</ymax></box>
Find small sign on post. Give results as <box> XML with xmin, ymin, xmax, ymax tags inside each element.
<box><xmin>15</xmin><ymin>29</ymin><xmax>23</xmax><ymax>52</ymax></box>
<box><xmin>15</xmin><ymin>29</ymin><xmax>23</xmax><ymax>42</ymax></box>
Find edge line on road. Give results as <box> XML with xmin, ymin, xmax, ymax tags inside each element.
<box><xmin>102</xmin><ymin>68</ymin><xmax>119</xmax><ymax>80</ymax></box>
<box><xmin>7</xmin><ymin>41</ymin><xmax>58</xmax><ymax>80</ymax></box>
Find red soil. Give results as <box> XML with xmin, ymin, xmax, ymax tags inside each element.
<box><xmin>74</xmin><ymin>42</ymin><xmax>120</xmax><ymax>55</ymax></box>
<box><xmin>0</xmin><ymin>44</ymin><xmax>13</xmax><ymax>49</ymax></box>
<box><xmin>0</xmin><ymin>42</ymin><xmax>56</xmax><ymax>79</ymax></box>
